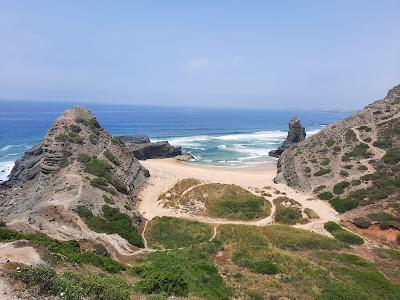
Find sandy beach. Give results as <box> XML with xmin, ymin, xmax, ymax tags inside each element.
<box><xmin>138</xmin><ymin>158</ymin><xmax>339</xmax><ymax>235</ymax></box>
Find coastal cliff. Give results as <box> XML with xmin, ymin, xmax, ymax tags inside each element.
<box><xmin>0</xmin><ymin>107</ymin><xmax>149</xmax><ymax>252</ymax></box>
<box><xmin>275</xmin><ymin>84</ymin><xmax>400</xmax><ymax>225</ymax></box>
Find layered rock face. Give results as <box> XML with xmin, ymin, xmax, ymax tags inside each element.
<box><xmin>120</xmin><ymin>135</ymin><xmax>183</xmax><ymax>160</ymax></box>
<box><xmin>269</xmin><ymin>117</ymin><xmax>306</xmax><ymax>157</ymax></box>
<box><xmin>275</xmin><ymin>84</ymin><xmax>400</xmax><ymax>222</ymax></box>
<box><xmin>0</xmin><ymin>107</ymin><xmax>149</xmax><ymax>251</ymax></box>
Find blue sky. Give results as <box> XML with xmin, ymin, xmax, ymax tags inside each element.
<box><xmin>0</xmin><ymin>1</ymin><xmax>399</xmax><ymax>110</ymax></box>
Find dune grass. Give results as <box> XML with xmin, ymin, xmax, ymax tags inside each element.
<box><xmin>324</xmin><ymin>222</ymin><xmax>364</xmax><ymax>245</ymax></box>
<box><xmin>145</xmin><ymin>216</ymin><xmax>213</xmax><ymax>249</ymax></box>
<box><xmin>273</xmin><ymin>197</ymin><xmax>304</xmax><ymax>225</ymax></box>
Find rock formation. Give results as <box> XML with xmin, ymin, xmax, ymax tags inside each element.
<box><xmin>275</xmin><ymin>84</ymin><xmax>400</xmax><ymax>224</ymax></box>
<box><xmin>120</xmin><ymin>135</ymin><xmax>183</xmax><ymax>160</ymax></box>
<box><xmin>0</xmin><ymin>107</ymin><xmax>149</xmax><ymax>253</ymax></box>
<box><xmin>269</xmin><ymin>117</ymin><xmax>306</xmax><ymax>157</ymax></box>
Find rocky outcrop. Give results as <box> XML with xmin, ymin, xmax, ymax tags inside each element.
<box><xmin>120</xmin><ymin>135</ymin><xmax>183</xmax><ymax>160</ymax></box>
<box><xmin>269</xmin><ymin>117</ymin><xmax>306</xmax><ymax>157</ymax></box>
<box><xmin>0</xmin><ymin>107</ymin><xmax>149</xmax><ymax>252</ymax></box>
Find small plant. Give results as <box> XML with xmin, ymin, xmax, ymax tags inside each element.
<box><xmin>325</xmin><ymin>139</ymin><xmax>335</xmax><ymax>147</ymax></box>
<box><xmin>333</xmin><ymin>181</ymin><xmax>350</xmax><ymax>194</ymax></box>
<box><xmin>357</xmin><ymin>165</ymin><xmax>368</xmax><ymax>171</ymax></box>
<box><xmin>314</xmin><ymin>168</ymin><xmax>331</xmax><ymax>176</ymax></box>
<box><xmin>340</xmin><ymin>170</ymin><xmax>349</xmax><ymax>177</ymax></box>
<box><xmin>358</xmin><ymin>125</ymin><xmax>372</xmax><ymax>132</ymax></box>
<box><xmin>104</xmin><ymin>149</ymin><xmax>120</xmax><ymax>166</ymax></box>
<box><xmin>304</xmin><ymin>166</ymin><xmax>311</xmax><ymax>173</ymax></box>
<box><xmin>77</xmin><ymin>153</ymin><xmax>91</xmax><ymax>163</ymax></box>
<box><xmin>313</xmin><ymin>185</ymin><xmax>326</xmax><ymax>193</ymax></box>
<box><xmin>321</xmin><ymin>158</ymin><xmax>330</xmax><ymax>166</ymax></box>
<box><xmin>89</xmin><ymin>133</ymin><xmax>98</xmax><ymax>145</ymax></box>
<box><xmin>69</xmin><ymin>124</ymin><xmax>82</xmax><ymax>133</ymax></box>
<box><xmin>318</xmin><ymin>191</ymin><xmax>334</xmax><ymax>200</ymax></box>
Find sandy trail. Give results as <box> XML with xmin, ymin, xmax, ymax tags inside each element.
<box><xmin>139</xmin><ymin>159</ymin><xmax>339</xmax><ymax>236</ymax></box>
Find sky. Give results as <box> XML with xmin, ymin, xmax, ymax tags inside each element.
<box><xmin>0</xmin><ymin>1</ymin><xmax>399</xmax><ymax>110</ymax></box>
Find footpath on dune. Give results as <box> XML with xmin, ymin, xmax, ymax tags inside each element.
<box><xmin>138</xmin><ymin>158</ymin><xmax>339</xmax><ymax>237</ymax></box>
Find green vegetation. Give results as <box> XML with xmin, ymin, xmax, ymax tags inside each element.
<box><xmin>69</xmin><ymin>124</ymin><xmax>82</xmax><ymax>133</ymax></box>
<box><xmin>363</xmin><ymin>137</ymin><xmax>372</xmax><ymax>143</ymax></box>
<box><xmin>340</xmin><ymin>170</ymin><xmax>349</xmax><ymax>177</ymax></box>
<box><xmin>12</xmin><ymin>267</ymin><xmax>130</xmax><ymax>300</ymax></box>
<box><xmin>77</xmin><ymin>153</ymin><xmax>91</xmax><ymax>163</ymax></box>
<box><xmin>329</xmin><ymin>197</ymin><xmax>361</xmax><ymax>213</ymax></box>
<box><xmin>342</xmin><ymin>143</ymin><xmax>372</xmax><ymax>161</ymax></box>
<box><xmin>367</xmin><ymin>212</ymin><xmax>400</xmax><ymax>228</ymax></box>
<box><xmin>304</xmin><ymin>166</ymin><xmax>311</xmax><ymax>173</ymax></box>
<box><xmin>321</xmin><ymin>158</ymin><xmax>330</xmax><ymax>166</ymax></box>
<box><xmin>357</xmin><ymin>165</ymin><xmax>368</xmax><ymax>171</ymax></box>
<box><xmin>324</xmin><ymin>222</ymin><xmax>364</xmax><ymax>245</ymax></box>
<box><xmin>81</xmin><ymin>157</ymin><xmax>128</xmax><ymax>194</ymax></box>
<box><xmin>358</xmin><ymin>125</ymin><xmax>372</xmax><ymax>132</ymax></box>
<box><xmin>313</xmin><ymin>185</ymin><xmax>326</xmax><ymax>193</ymax></box>
<box><xmin>325</xmin><ymin>139</ymin><xmax>335</xmax><ymax>147</ymax></box>
<box><xmin>262</xmin><ymin>225</ymin><xmax>344</xmax><ymax>250</ymax></box>
<box><xmin>55</xmin><ymin>133</ymin><xmax>83</xmax><ymax>144</ymax></box>
<box><xmin>333</xmin><ymin>181</ymin><xmax>350</xmax><ymax>194</ymax></box>
<box><xmin>318</xmin><ymin>191</ymin><xmax>333</xmax><ymax>200</ymax></box>
<box><xmin>343</xmin><ymin>164</ymin><xmax>353</xmax><ymax>169</ymax></box>
<box><xmin>182</xmin><ymin>183</ymin><xmax>271</xmax><ymax>220</ymax></box>
<box><xmin>373</xmin><ymin>139</ymin><xmax>393</xmax><ymax>149</ymax></box>
<box><xmin>111</xmin><ymin>136</ymin><xmax>124</xmax><ymax>145</ymax></box>
<box><xmin>383</xmin><ymin>148</ymin><xmax>400</xmax><ymax>164</ymax></box>
<box><xmin>345</xmin><ymin>129</ymin><xmax>357</xmax><ymax>141</ymax></box>
<box><xmin>232</xmin><ymin>251</ymin><xmax>279</xmax><ymax>275</ymax></box>
<box><xmin>130</xmin><ymin>249</ymin><xmax>230</xmax><ymax>299</ymax></box>
<box><xmin>76</xmin><ymin>117</ymin><xmax>101</xmax><ymax>134</ymax></box>
<box><xmin>0</xmin><ymin>227</ymin><xmax>124</xmax><ymax>273</ymax></box>
<box><xmin>102</xmin><ymin>194</ymin><xmax>114</xmax><ymax>204</ymax></box>
<box><xmin>75</xmin><ymin>205</ymin><xmax>143</xmax><ymax>247</ymax></box>
<box><xmin>354</xmin><ymin>217</ymin><xmax>371</xmax><ymax>229</ymax></box>
<box><xmin>104</xmin><ymin>149</ymin><xmax>120</xmax><ymax>166</ymax></box>
<box><xmin>304</xmin><ymin>208</ymin><xmax>319</xmax><ymax>219</ymax></box>
<box><xmin>89</xmin><ymin>133</ymin><xmax>98</xmax><ymax>144</ymax></box>
<box><xmin>314</xmin><ymin>168</ymin><xmax>331</xmax><ymax>176</ymax></box>
<box><xmin>351</xmin><ymin>179</ymin><xmax>361</xmax><ymax>186</ymax></box>
<box><xmin>146</xmin><ymin>216</ymin><xmax>213</xmax><ymax>249</ymax></box>
<box><xmin>273</xmin><ymin>197</ymin><xmax>303</xmax><ymax>225</ymax></box>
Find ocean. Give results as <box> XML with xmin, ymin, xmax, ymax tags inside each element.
<box><xmin>0</xmin><ymin>100</ymin><xmax>351</xmax><ymax>181</ymax></box>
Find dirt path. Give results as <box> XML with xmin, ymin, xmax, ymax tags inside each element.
<box><xmin>209</xmin><ymin>225</ymin><xmax>218</xmax><ymax>241</ymax></box>
<box><xmin>142</xmin><ymin>220</ymin><xmax>149</xmax><ymax>248</ymax></box>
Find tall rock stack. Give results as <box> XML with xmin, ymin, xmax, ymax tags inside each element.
<box><xmin>269</xmin><ymin>117</ymin><xmax>306</xmax><ymax>157</ymax></box>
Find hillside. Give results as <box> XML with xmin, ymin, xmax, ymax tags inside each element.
<box><xmin>275</xmin><ymin>84</ymin><xmax>400</xmax><ymax>229</ymax></box>
<box><xmin>0</xmin><ymin>107</ymin><xmax>149</xmax><ymax>254</ymax></box>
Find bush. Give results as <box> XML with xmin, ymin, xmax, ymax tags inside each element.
<box><xmin>90</xmin><ymin>177</ymin><xmax>108</xmax><ymax>190</ymax></box>
<box><xmin>318</xmin><ymin>192</ymin><xmax>333</xmax><ymax>200</ymax></box>
<box><xmin>324</xmin><ymin>222</ymin><xmax>364</xmax><ymax>245</ymax></box>
<box><xmin>104</xmin><ymin>149</ymin><xmax>120</xmax><ymax>166</ymax></box>
<box><xmin>274</xmin><ymin>206</ymin><xmax>302</xmax><ymax>225</ymax></box>
<box><xmin>89</xmin><ymin>134</ymin><xmax>98</xmax><ymax>145</ymax></box>
<box><xmin>357</xmin><ymin>165</ymin><xmax>368</xmax><ymax>171</ymax></box>
<box><xmin>304</xmin><ymin>166</ymin><xmax>311</xmax><ymax>173</ymax></box>
<box><xmin>333</xmin><ymin>181</ymin><xmax>350</xmax><ymax>194</ymax></box>
<box><xmin>321</xmin><ymin>159</ymin><xmax>330</xmax><ymax>166</ymax></box>
<box><xmin>77</xmin><ymin>153</ymin><xmax>92</xmax><ymax>163</ymax></box>
<box><xmin>354</xmin><ymin>217</ymin><xmax>371</xmax><ymax>229</ymax></box>
<box><xmin>232</xmin><ymin>251</ymin><xmax>279</xmax><ymax>275</ymax></box>
<box><xmin>373</xmin><ymin>139</ymin><xmax>393</xmax><ymax>149</ymax></box>
<box><xmin>367</xmin><ymin>212</ymin><xmax>400</xmax><ymax>228</ymax></box>
<box><xmin>84</xmin><ymin>159</ymin><xmax>113</xmax><ymax>177</ymax></box>
<box><xmin>313</xmin><ymin>185</ymin><xmax>326</xmax><ymax>193</ymax></box>
<box><xmin>314</xmin><ymin>168</ymin><xmax>331</xmax><ymax>176</ymax></box>
<box><xmin>102</xmin><ymin>194</ymin><xmax>114</xmax><ymax>204</ymax></box>
<box><xmin>342</xmin><ymin>143</ymin><xmax>372</xmax><ymax>161</ymax></box>
<box><xmin>69</xmin><ymin>124</ymin><xmax>82</xmax><ymax>133</ymax></box>
<box><xmin>351</xmin><ymin>179</ymin><xmax>361</xmax><ymax>186</ymax></box>
<box><xmin>325</xmin><ymin>139</ymin><xmax>335</xmax><ymax>147</ymax></box>
<box><xmin>340</xmin><ymin>170</ymin><xmax>349</xmax><ymax>177</ymax></box>
<box><xmin>329</xmin><ymin>197</ymin><xmax>361</xmax><ymax>213</ymax></box>
<box><xmin>358</xmin><ymin>125</ymin><xmax>372</xmax><ymax>132</ymax></box>
<box><xmin>111</xmin><ymin>136</ymin><xmax>123</xmax><ymax>145</ymax></box>
<box><xmin>383</xmin><ymin>148</ymin><xmax>400</xmax><ymax>164</ymax></box>
<box><xmin>75</xmin><ymin>205</ymin><xmax>143</xmax><ymax>247</ymax></box>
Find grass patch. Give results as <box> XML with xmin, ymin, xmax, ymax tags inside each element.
<box><xmin>367</xmin><ymin>212</ymin><xmax>400</xmax><ymax>228</ymax></box>
<box><xmin>324</xmin><ymin>222</ymin><xmax>364</xmax><ymax>245</ymax></box>
<box><xmin>373</xmin><ymin>139</ymin><xmax>393</xmax><ymax>149</ymax></box>
<box><xmin>232</xmin><ymin>251</ymin><xmax>279</xmax><ymax>275</ymax></box>
<box><xmin>383</xmin><ymin>148</ymin><xmax>400</xmax><ymax>164</ymax></box>
<box><xmin>273</xmin><ymin>197</ymin><xmax>303</xmax><ymax>225</ymax></box>
<box><xmin>329</xmin><ymin>197</ymin><xmax>361</xmax><ymax>213</ymax></box>
<box><xmin>342</xmin><ymin>143</ymin><xmax>372</xmax><ymax>161</ymax></box>
<box><xmin>129</xmin><ymin>249</ymin><xmax>230</xmax><ymax>299</ymax></box>
<box><xmin>182</xmin><ymin>183</ymin><xmax>271</xmax><ymax>220</ymax></box>
<box><xmin>75</xmin><ymin>205</ymin><xmax>143</xmax><ymax>247</ymax></box>
<box><xmin>146</xmin><ymin>216</ymin><xmax>213</xmax><ymax>249</ymax></box>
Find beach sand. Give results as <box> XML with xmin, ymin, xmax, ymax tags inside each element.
<box><xmin>138</xmin><ymin>158</ymin><xmax>339</xmax><ymax>236</ymax></box>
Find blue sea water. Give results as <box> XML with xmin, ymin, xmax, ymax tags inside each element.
<box><xmin>0</xmin><ymin>100</ymin><xmax>351</xmax><ymax>181</ymax></box>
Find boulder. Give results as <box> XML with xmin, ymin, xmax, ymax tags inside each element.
<box><xmin>269</xmin><ymin>117</ymin><xmax>306</xmax><ymax>158</ymax></box>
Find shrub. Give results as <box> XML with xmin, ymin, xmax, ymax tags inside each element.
<box><xmin>329</xmin><ymin>197</ymin><xmax>361</xmax><ymax>213</ymax></box>
<box><xmin>373</xmin><ymin>139</ymin><xmax>393</xmax><ymax>149</ymax></box>
<box><xmin>232</xmin><ymin>251</ymin><xmax>279</xmax><ymax>275</ymax></box>
<box><xmin>325</xmin><ymin>139</ymin><xmax>335</xmax><ymax>147</ymax></box>
<box><xmin>358</xmin><ymin>125</ymin><xmax>372</xmax><ymax>132</ymax></box>
<box><xmin>90</xmin><ymin>177</ymin><xmax>108</xmax><ymax>190</ymax></box>
<box><xmin>104</xmin><ymin>149</ymin><xmax>120</xmax><ymax>166</ymax></box>
<box><xmin>354</xmin><ymin>217</ymin><xmax>371</xmax><ymax>229</ymax></box>
<box><xmin>357</xmin><ymin>165</ymin><xmax>368</xmax><ymax>171</ymax></box>
<box><xmin>343</xmin><ymin>164</ymin><xmax>353</xmax><ymax>169</ymax></box>
<box><xmin>84</xmin><ymin>159</ymin><xmax>113</xmax><ymax>177</ymax></box>
<box><xmin>340</xmin><ymin>170</ymin><xmax>349</xmax><ymax>177</ymax></box>
<box><xmin>333</xmin><ymin>181</ymin><xmax>350</xmax><ymax>194</ymax></box>
<box><xmin>342</xmin><ymin>143</ymin><xmax>372</xmax><ymax>161</ymax></box>
<box><xmin>77</xmin><ymin>153</ymin><xmax>91</xmax><ymax>163</ymax></box>
<box><xmin>111</xmin><ymin>136</ymin><xmax>123</xmax><ymax>145</ymax></box>
<box><xmin>314</xmin><ymin>168</ymin><xmax>331</xmax><ymax>176</ymax></box>
<box><xmin>304</xmin><ymin>208</ymin><xmax>319</xmax><ymax>219</ymax></box>
<box><xmin>69</xmin><ymin>124</ymin><xmax>82</xmax><ymax>133</ymax></box>
<box><xmin>102</xmin><ymin>194</ymin><xmax>114</xmax><ymax>204</ymax></box>
<box><xmin>351</xmin><ymin>179</ymin><xmax>361</xmax><ymax>186</ymax></box>
<box><xmin>107</xmin><ymin>176</ymin><xmax>128</xmax><ymax>194</ymax></box>
<box><xmin>313</xmin><ymin>185</ymin><xmax>326</xmax><ymax>193</ymax></box>
<box><xmin>321</xmin><ymin>159</ymin><xmax>330</xmax><ymax>166</ymax></box>
<box><xmin>363</xmin><ymin>137</ymin><xmax>372</xmax><ymax>143</ymax></box>
<box><xmin>367</xmin><ymin>212</ymin><xmax>400</xmax><ymax>228</ymax></box>
<box><xmin>89</xmin><ymin>133</ymin><xmax>98</xmax><ymax>145</ymax></box>
<box><xmin>75</xmin><ymin>205</ymin><xmax>143</xmax><ymax>247</ymax></box>
<box><xmin>318</xmin><ymin>192</ymin><xmax>334</xmax><ymax>200</ymax></box>
<box><xmin>324</xmin><ymin>222</ymin><xmax>364</xmax><ymax>245</ymax></box>
<box><xmin>304</xmin><ymin>166</ymin><xmax>311</xmax><ymax>173</ymax></box>
<box><xmin>274</xmin><ymin>206</ymin><xmax>302</xmax><ymax>225</ymax></box>
<box><xmin>383</xmin><ymin>148</ymin><xmax>400</xmax><ymax>164</ymax></box>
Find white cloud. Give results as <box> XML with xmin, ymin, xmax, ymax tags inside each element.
<box><xmin>186</xmin><ymin>57</ymin><xmax>210</xmax><ymax>71</ymax></box>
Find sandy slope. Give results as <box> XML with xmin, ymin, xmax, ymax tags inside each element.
<box><xmin>139</xmin><ymin>158</ymin><xmax>339</xmax><ymax>236</ymax></box>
